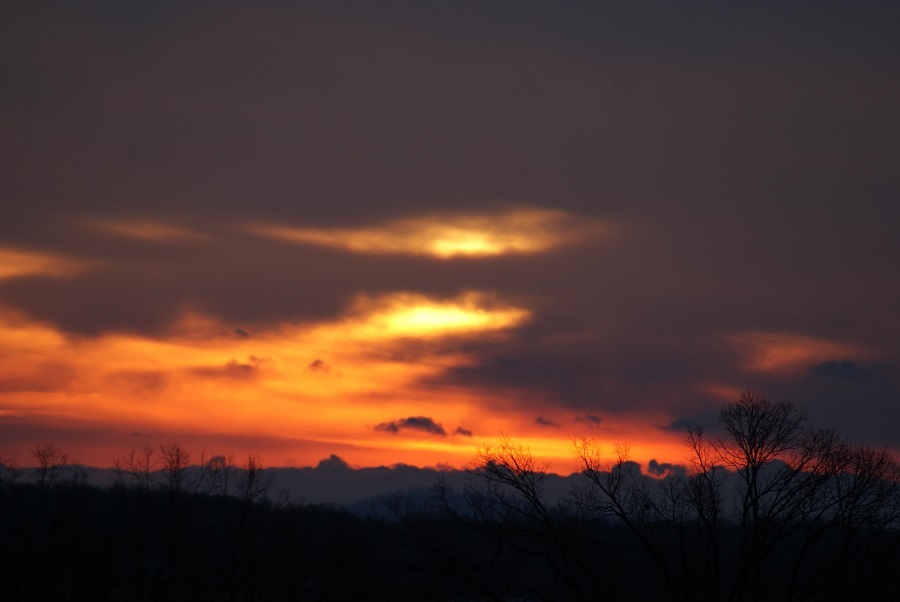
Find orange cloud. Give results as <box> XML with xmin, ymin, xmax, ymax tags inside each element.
<box><xmin>0</xmin><ymin>247</ymin><xmax>92</xmax><ymax>280</ymax></box>
<box><xmin>692</xmin><ymin>382</ymin><xmax>746</xmax><ymax>403</ymax></box>
<box><xmin>0</xmin><ymin>290</ymin><xmax>691</xmax><ymax>473</ymax></box>
<box><xmin>0</xmin><ymin>293</ymin><xmax>537</xmax><ymax>468</ymax></box>
<box><xmin>84</xmin><ymin>218</ymin><xmax>207</xmax><ymax>242</ymax></box>
<box><xmin>343</xmin><ymin>292</ymin><xmax>530</xmax><ymax>339</ymax></box>
<box><xmin>729</xmin><ymin>331</ymin><xmax>866</xmax><ymax>375</ymax></box>
<box><xmin>244</xmin><ymin>207</ymin><xmax>614</xmax><ymax>258</ymax></box>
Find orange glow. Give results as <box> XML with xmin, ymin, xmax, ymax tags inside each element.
<box><xmin>244</xmin><ymin>208</ymin><xmax>614</xmax><ymax>258</ymax></box>
<box><xmin>477</xmin><ymin>411</ymin><xmax>692</xmax><ymax>475</ymax></box>
<box><xmin>693</xmin><ymin>382</ymin><xmax>746</xmax><ymax>403</ymax></box>
<box><xmin>0</xmin><ymin>247</ymin><xmax>91</xmax><ymax>279</ymax></box>
<box><xmin>0</xmin><ymin>293</ymin><xmax>548</xmax><ymax>468</ymax></box>
<box><xmin>84</xmin><ymin>218</ymin><xmax>207</xmax><ymax>242</ymax></box>
<box><xmin>729</xmin><ymin>331</ymin><xmax>865</xmax><ymax>374</ymax></box>
<box><xmin>0</xmin><ymin>291</ymin><xmax>690</xmax><ymax>472</ymax></box>
<box><xmin>346</xmin><ymin>292</ymin><xmax>530</xmax><ymax>338</ymax></box>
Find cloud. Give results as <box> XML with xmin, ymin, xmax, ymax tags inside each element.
<box><xmin>0</xmin><ymin>362</ymin><xmax>76</xmax><ymax>393</ymax></box>
<box><xmin>454</xmin><ymin>427</ymin><xmax>473</xmax><ymax>437</ymax></box>
<box><xmin>105</xmin><ymin>370</ymin><xmax>170</xmax><ymax>394</ymax></box>
<box><xmin>647</xmin><ymin>459</ymin><xmax>687</xmax><ymax>478</ymax></box>
<box><xmin>189</xmin><ymin>358</ymin><xmax>265</xmax><ymax>380</ymax></box>
<box><xmin>316</xmin><ymin>454</ymin><xmax>352</xmax><ymax>472</ymax></box>
<box><xmin>808</xmin><ymin>359</ymin><xmax>870</xmax><ymax>381</ymax></box>
<box><xmin>574</xmin><ymin>414</ymin><xmax>602</xmax><ymax>428</ymax></box>
<box><xmin>308</xmin><ymin>359</ymin><xmax>330</xmax><ymax>372</ymax></box>
<box><xmin>2</xmin><ymin>1</ymin><xmax>900</xmax><ymax>471</ymax></box>
<box><xmin>0</xmin><ymin>247</ymin><xmax>94</xmax><ymax>280</ymax></box>
<box><xmin>244</xmin><ymin>208</ymin><xmax>614</xmax><ymax>259</ymax></box>
<box><xmin>375</xmin><ymin>416</ymin><xmax>447</xmax><ymax>437</ymax></box>
<box><xmin>83</xmin><ymin>218</ymin><xmax>208</xmax><ymax>243</ymax></box>
<box><xmin>345</xmin><ymin>292</ymin><xmax>530</xmax><ymax>340</ymax></box>
<box><xmin>660</xmin><ymin>417</ymin><xmax>694</xmax><ymax>433</ymax></box>
<box><xmin>535</xmin><ymin>416</ymin><xmax>559</xmax><ymax>428</ymax></box>
<box><xmin>729</xmin><ymin>331</ymin><xmax>865</xmax><ymax>375</ymax></box>
<box><xmin>658</xmin><ymin>412</ymin><xmax>721</xmax><ymax>433</ymax></box>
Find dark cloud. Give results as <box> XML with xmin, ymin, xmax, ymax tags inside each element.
<box><xmin>427</xmin><ymin>332</ymin><xmax>738</xmax><ymax>416</ymax></box>
<box><xmin>768</xmin><ymin>361</ymin><xmax>900</xmax><ymax>447</ymax></box>
<box><xmin>308</xmin><ymin>359</ymin><xmax>330</xmax><ymax>372</ymax></box>
<box><xmin>454</xmin><ymin>427</ymin><xmax>473</xmax><ymax>437</ymax></box>
<box><xmin>659</xmin><ymin>412</ymin><xmax>722</xmax><ymax>434</ymax></box>
<box><xmin>0</xmin><ymin>362</ymin><xmax>76</xmax><ymax>393</ymax></box>
<box><xmin>316</xmin><ymin>454</ymin><xmax>351</xmax><ymax>472</ymax></box>
<box><xmin>647</xmin><ymin>459</ymin><xmax>687</xmax><ymax>478</ymax></box>
<box><xmin>189</xmin><ymin>359</ymin><xmax>264</xmax><ymax>381</ymax></box>
<box><xmin>535</xmin><ymin>416</ymin><xmax>559</xmax><ymax>428</ymax></box>
<box><xmin>808</xmin><ymin>360</ymin><xmax>869</xmax><ymax>381</ymax></box>
<box><xmin>375</xmin><ymin>417</ymin><xmax>447</xmax><ymax>437</ymax></box>
<box><xmin>574</xmin><ymin>414</ymin><xmax>602</xmax><ymax>428</ymax></box>
<box><xmin>267</xmin><ymin>458</ymin><xmax>584</xmax><ymax>507</ymax></box>
<box><xmin>0</xmin><ymin>1</ymin><xmax>899</xmax><ymax>455</ymax></box>
<box><xmin>660</xmin><ymin>417</ymin><xmax>696</xmax><ymax>433</ymax></box>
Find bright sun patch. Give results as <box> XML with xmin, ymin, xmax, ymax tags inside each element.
<box><xmin>244</xmin><ymin>207</ymin><xmax>613</xmax><ymax>258</ymax></box>
<box><xmin>0</xmin><ymin>291</ymin><xmax>535</xmax><ymax>468</ymax></box>
<box><xmin>345</xmin><ymin>293</ymin><xmax>531</xmax><ymax>338</ymax></box>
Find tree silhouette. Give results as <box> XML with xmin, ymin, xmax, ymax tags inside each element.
<box><xmin>0</xmin><ymin>394</ymin><xmax>897</xmax><ymax>601</ymax></box>
<box><xmin>466</xmin><ymin>392</ymin><xmax>900</xmax><ymax>602</ymax></box>
<box><xmin>573</xmin><ymin>392</ymin><xmax>899</xmax><ymax>602</ymax></box>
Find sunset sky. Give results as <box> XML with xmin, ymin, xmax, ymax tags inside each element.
<box><xmin>2</xmin><ymin>2</ymin><xmax>899</xmax><ymax>475</ymax></box>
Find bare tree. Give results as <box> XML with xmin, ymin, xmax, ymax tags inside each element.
<box><xmin>114</xmin><ymin>442</ymin><xmax>159</xmax><ymax>491</ymax></box>
<box><xmin>225</xmin><ymin>452</ymin><xmax>273</xmax><ymax>602</ymax></box>
<box><xmin>205</xmin><ymin>452</ymin><xmax>236</xmax><ymax>498</ymax></box>
<box><xmin>464</xmin><ymin>436</ymin><xmax>601</xmax><ymax>600</ymax></box>
<box><xmin>160</xmin><ymin>441</ymin><xmax>191</xmax><ymax>495</ymax></box>
<box><xmin>574</xmin><ymin>439</ymin><xmax>686</xmax><ymax>600</ymax></box>
<box><xmin>696</xmin><ymin>393</ymin><xmax>846</xmax><ymax>600</ymax></box>
<box><xmin>235</xmin><ymin>452</ymin><xmax>270</xmax><ymax>504</ymax></box>
<box><xmin>31</xmin><ymin>444</ymin><xmax>68</xmax><ymax>489</ymax></box>
<box><xmin>0</xmin><ymin>454</ymin><xmax>21</xmax><ymax>491</ymax></box>
<box><xmin>566</xmin><ymin>392</ymin><xmax>900</xmax><ymax>601</ymax></box>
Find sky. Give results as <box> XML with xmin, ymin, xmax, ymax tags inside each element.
<box><xmin>2</xmin><ymin>1</ymin><xmax>899</xmax><ymax>475</ymax></box>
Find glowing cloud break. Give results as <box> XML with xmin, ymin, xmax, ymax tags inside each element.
<box><xmin>245</xmin><ymin>208</ymin><xmax>612</xmax><ymax>258</ymax></box>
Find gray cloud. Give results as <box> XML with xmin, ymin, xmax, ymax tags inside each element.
<box><xmin>308</xmin><ymin>359</ymin><xmax>330</xmax><ymax>373</ymax></box>
<box><xmin>315</xmin><ymin>454</ymin><xmax>352</xmax><ymax>472</ymax></box>
<box><xmin>574</xmin><ymin>414</ymin><xmax>603</xmax><ymax>428</ymax></box>
<box><xmin>189</xmin><ymin>359</ymin><xmax>266</xmax><ymax>381</ymax></box>
<box><xmin>659</xmin><ymin>411</ymin><xmax>723</xmax><ymax>434</ymax></box>
<box><xmin>375</xmin><ymin>417</ymin><xmax>447</xmax><ymax>437</ymax></box>
<box><xmin>535</xmin><ymin>416</ymin><xmax>559</xmax><ymax>428</ymax></box>
<box><xmin>808</xmin><ymin>360</ymin><xmax>869</xmax><ymax>381</ymax></box>
<box><xmin>647</xmin><ymin>459</ymin><xmax>687</xmax><ymax>478</ymax></box>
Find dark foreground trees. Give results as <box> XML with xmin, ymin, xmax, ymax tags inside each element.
<box><xmin>0</xmin><ymin>445</ymin><xmax>388</xmax><ymax>601</ymax></box>
<box><xmin>570</xmin><ymin>392</ymin><xmax>900</xmax><ymax>602</ymax></box>
<box><xmin>1</xmin><ymin>393</ymin><xmax>898</xmax><ymax>601</ymax></box>
<box><xmin>388</xmin><ymin>392</ymin><xmax>900</xmax><ymax>602</ymax></box>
